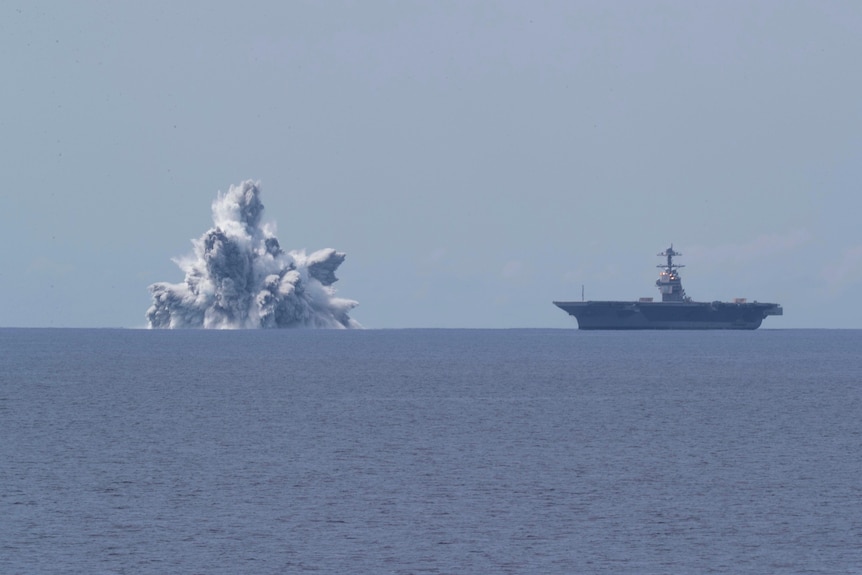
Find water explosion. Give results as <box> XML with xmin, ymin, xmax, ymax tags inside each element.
<box><xmin>146</xmin><ymin>181</ymin><xmax>359</xmax><ymax>329</ymax></box>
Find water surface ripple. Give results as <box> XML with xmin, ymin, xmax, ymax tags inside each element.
<box><xmin>1</xmin><ymin>329</ymin><xmax>860</xmax><ymax>574</ymax></box>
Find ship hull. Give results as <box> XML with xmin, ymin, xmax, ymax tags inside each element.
<box><xmin>553</xmin><ymin>301</ymin><xmax>783</xmax><ymax>330</ymax></box>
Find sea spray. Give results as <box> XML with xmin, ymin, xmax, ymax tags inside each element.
<box><xmin>146</xmin><ymin>180</ymin><xmax>359</xmax><ymax>329</ymax></box>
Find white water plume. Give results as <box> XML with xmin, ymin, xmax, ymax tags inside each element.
<box><xmin>147</xmin><ymin>180</ymin><xmax>359</xmax><ymax>329</ymax></box>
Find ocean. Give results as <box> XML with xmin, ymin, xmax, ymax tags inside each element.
<box><xmin>1</xmin><ymin>328</ymin><xmax>860</xmax><ymax>574</ymax></box>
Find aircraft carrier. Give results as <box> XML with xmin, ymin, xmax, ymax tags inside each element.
<box><xmin>554</xmin><ymin>246</ymin><xmax>783</xmax><ymax>330</ymax></box>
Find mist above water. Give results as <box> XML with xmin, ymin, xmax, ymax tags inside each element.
<box><xmin>147</xmin><ymin>180</ymin><xmax>359</xmax><ymax>329</ymax></box>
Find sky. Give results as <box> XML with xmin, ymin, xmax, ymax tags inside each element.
<box><xmin>1</xmin><ymin>1</ymin><xmax>861</xmax><ymax>329</ymax></box>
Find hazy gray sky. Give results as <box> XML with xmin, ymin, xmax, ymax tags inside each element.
<box><xmin>2</xmin><ymin>1</ymin><xmax>860</xmax><ymax>328</ymax></box>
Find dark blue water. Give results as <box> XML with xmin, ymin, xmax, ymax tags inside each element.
<box><xmin>1</xmin><ymin>329</ymin><xmax>860</xmax><ymax>574</ymax></box>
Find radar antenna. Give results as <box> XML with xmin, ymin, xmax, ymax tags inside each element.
<box><xmin>657</xmin><ymin>245</ymin><xmax>685</xmax><ymax>272</ymax></box>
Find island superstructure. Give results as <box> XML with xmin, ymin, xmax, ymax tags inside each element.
<box><xmin>554</xmin><ymin>246</ymin><xmax>783</xmax><ymax>330</ymax></box>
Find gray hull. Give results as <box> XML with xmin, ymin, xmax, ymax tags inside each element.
<box><xmin>553</xmin><ymin>300</ymin><xmax>783</xmax><ymax>330</ymax></box>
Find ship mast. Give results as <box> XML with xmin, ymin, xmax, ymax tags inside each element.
<box><xmin>656</xmin><ymin>245</ymin><xmax>688</xmax><ymax>302</ymax></box>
